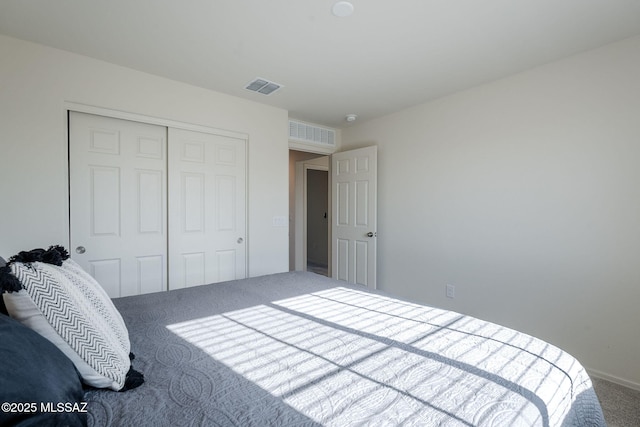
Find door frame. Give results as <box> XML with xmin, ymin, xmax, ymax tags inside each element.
<box><xmin>294</xmin><ymin>156</ymin><xmax>330</xmax><ymax>272</ymax></box>
<box><xmin>64</xmin><ymin>102</ymin><xmax>250</xmax><ymax>281</ymax></box>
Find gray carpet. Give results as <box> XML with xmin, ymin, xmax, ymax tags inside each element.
<box><xmin>591</xmin><ymin>377</ymin><xmax>640</xmax><ymax>427</ymax></box>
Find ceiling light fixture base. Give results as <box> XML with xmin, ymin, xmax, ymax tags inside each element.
<box><xmin>332</xmin><ymin>1</ymin><xmax>354</xmax><ymax>18</ymax></box>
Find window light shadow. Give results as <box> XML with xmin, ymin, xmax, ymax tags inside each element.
<box><xmin>162</xmin><ymin>286</ymin><xmax>593</xmax><ymax>426</ymax></box>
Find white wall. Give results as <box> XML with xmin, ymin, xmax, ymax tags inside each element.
<box><xmin>342</xmin><ymin>35</ymin><xmax>640</xmax><ymax>388</ymax></box>
<box><xmin>0</xmin><ymin>35</ymin><xmax>289</xmax><ymax>277</ymax></box>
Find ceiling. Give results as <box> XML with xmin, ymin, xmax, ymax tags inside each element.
<box><xmin>2</xmin><ymin>1</ymin><xmax>640</xmax><ymax>128</ymax></box>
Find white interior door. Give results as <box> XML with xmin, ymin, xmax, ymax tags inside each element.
<box><xmin>168</xmin><ymin>128</ymin><xmax>247</xmax><ymax>289</ymax></box>
<box><xmin>331</xmin><ymin>146</ymin><xmax>377</xmax><ymax>288</ymax></box>
<box><xmin>69</xmin><ymin>112</ymin><xmax>167</xmax><ymax>298</ymax></box>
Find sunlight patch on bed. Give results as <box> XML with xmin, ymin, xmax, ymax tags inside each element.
<box><xmin>166</xmin><ymin>287</ymin><xmax>575</xmax><ymax>425</ymax></box>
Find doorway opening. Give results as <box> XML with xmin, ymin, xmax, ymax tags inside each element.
<box><xmin>306</xmin><ymin>169</ymin><xmax>328</xmax><ymax>276</ymax></box>
<box><xmin>289</xmin><ymin>150</ymin><xmax>330</xmax><ymax>276</ymax></box>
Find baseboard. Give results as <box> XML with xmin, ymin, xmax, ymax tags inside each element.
<box><xmin>587</xmin><ymin>367</ymin><xmax>640</xmax><ymax>392</ymax></box>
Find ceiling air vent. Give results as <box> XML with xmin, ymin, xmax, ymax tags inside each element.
<box><xmin>245</xmin><ymin>78</ymin><xmax>283</xmax><ymax>95</ymax></box>
<box><xmin>289</xmin><ymin>120</ymin><xmax>336</xmax><ymax>147</ymax></box>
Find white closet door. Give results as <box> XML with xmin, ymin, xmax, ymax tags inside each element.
<box><xmin>69</xmin><ymin>112</ymin><xmax>168</xmax><ymax>298</ymax></box>
<box><xmin>168</xmin><ymin>128</ymin><xmax>247</xmax><ymax>289</ymax></box>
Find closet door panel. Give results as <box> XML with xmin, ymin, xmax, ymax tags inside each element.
<box><xmin>168</xmin><ymin>128</ymin><xmax>247</xmax><ymax>289</ymax></box>
<box><xmin>69</xmin><ymin>112</ymin><xmax>168</xmax><ymax>298</ymax></box>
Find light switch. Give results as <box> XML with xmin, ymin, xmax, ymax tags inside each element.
<box><xmin>272</xmin><ymin>216</ymin><xmax>288</xmax><ymax>227</ymax></box>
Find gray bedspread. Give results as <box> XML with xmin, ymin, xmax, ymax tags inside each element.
<box><xmin>85</xmin><ymin>272</ymin><xmax>605</xmax><ymax>426</ymax></box>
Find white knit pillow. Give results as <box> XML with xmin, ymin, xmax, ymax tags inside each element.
<box><xmin>4</xmin><ymin>259</ymin><xmax>131</xmax><ymax>390</ymax></box>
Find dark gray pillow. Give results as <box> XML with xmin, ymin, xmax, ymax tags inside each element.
<box><xmin>0</xmin><ymin>313</ymin><xmax>87</xmax><ymax>426</ymax></box>
<box><xmin>0</xmin><ymin>256</ymin><xmax>7</xmax><ymax>316</ymax></box>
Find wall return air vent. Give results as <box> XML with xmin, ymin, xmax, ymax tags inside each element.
<box><xmin>244</xmin><ymin>78</ymin><xmax>283</xmax><ymax>95</ymax></box>
<box><xmin>289</xmin><ymin>120</ymin><xmax>336</xmax><ymax>147</ymax></box>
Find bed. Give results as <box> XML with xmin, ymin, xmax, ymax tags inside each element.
<box><xmin>80</xmin><ymin>271</ymin><xmax>604</xmax><ymax>426</ymax></box>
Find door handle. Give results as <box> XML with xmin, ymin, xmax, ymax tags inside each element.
<box><xmin>75</xmin><ymin>246</ymin><xmax>86</xmax><ymax>254</ymax></box>
<box><xmin>366</xmin><ymin>232</ymin><xmax>376</xmax><ymax>238</ymax></box>
<box><xmin>237</xmin><ymin>237</ymin><xmax>243</xmax><ymax>244</ymax></box>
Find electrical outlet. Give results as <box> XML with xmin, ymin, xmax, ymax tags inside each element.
<box><xmin>446</xmin><ymin>284</ymin><xmax>455</xmax><ymax>299</ymax></box>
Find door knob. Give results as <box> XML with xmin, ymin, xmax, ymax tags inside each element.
<box><xmin>366</xmin><ymin>232</ymin><xmax>376</xmax><ymax>238</ymax></box>
<box><xmin>75</xmin><ymin>246</ymin><xmax>86</xmax><ymax>254</ymax></box>
<box><xmin>237</xmin><ymin>237</ymin><xmax>243</xmax><ymax>244</ymax></box>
